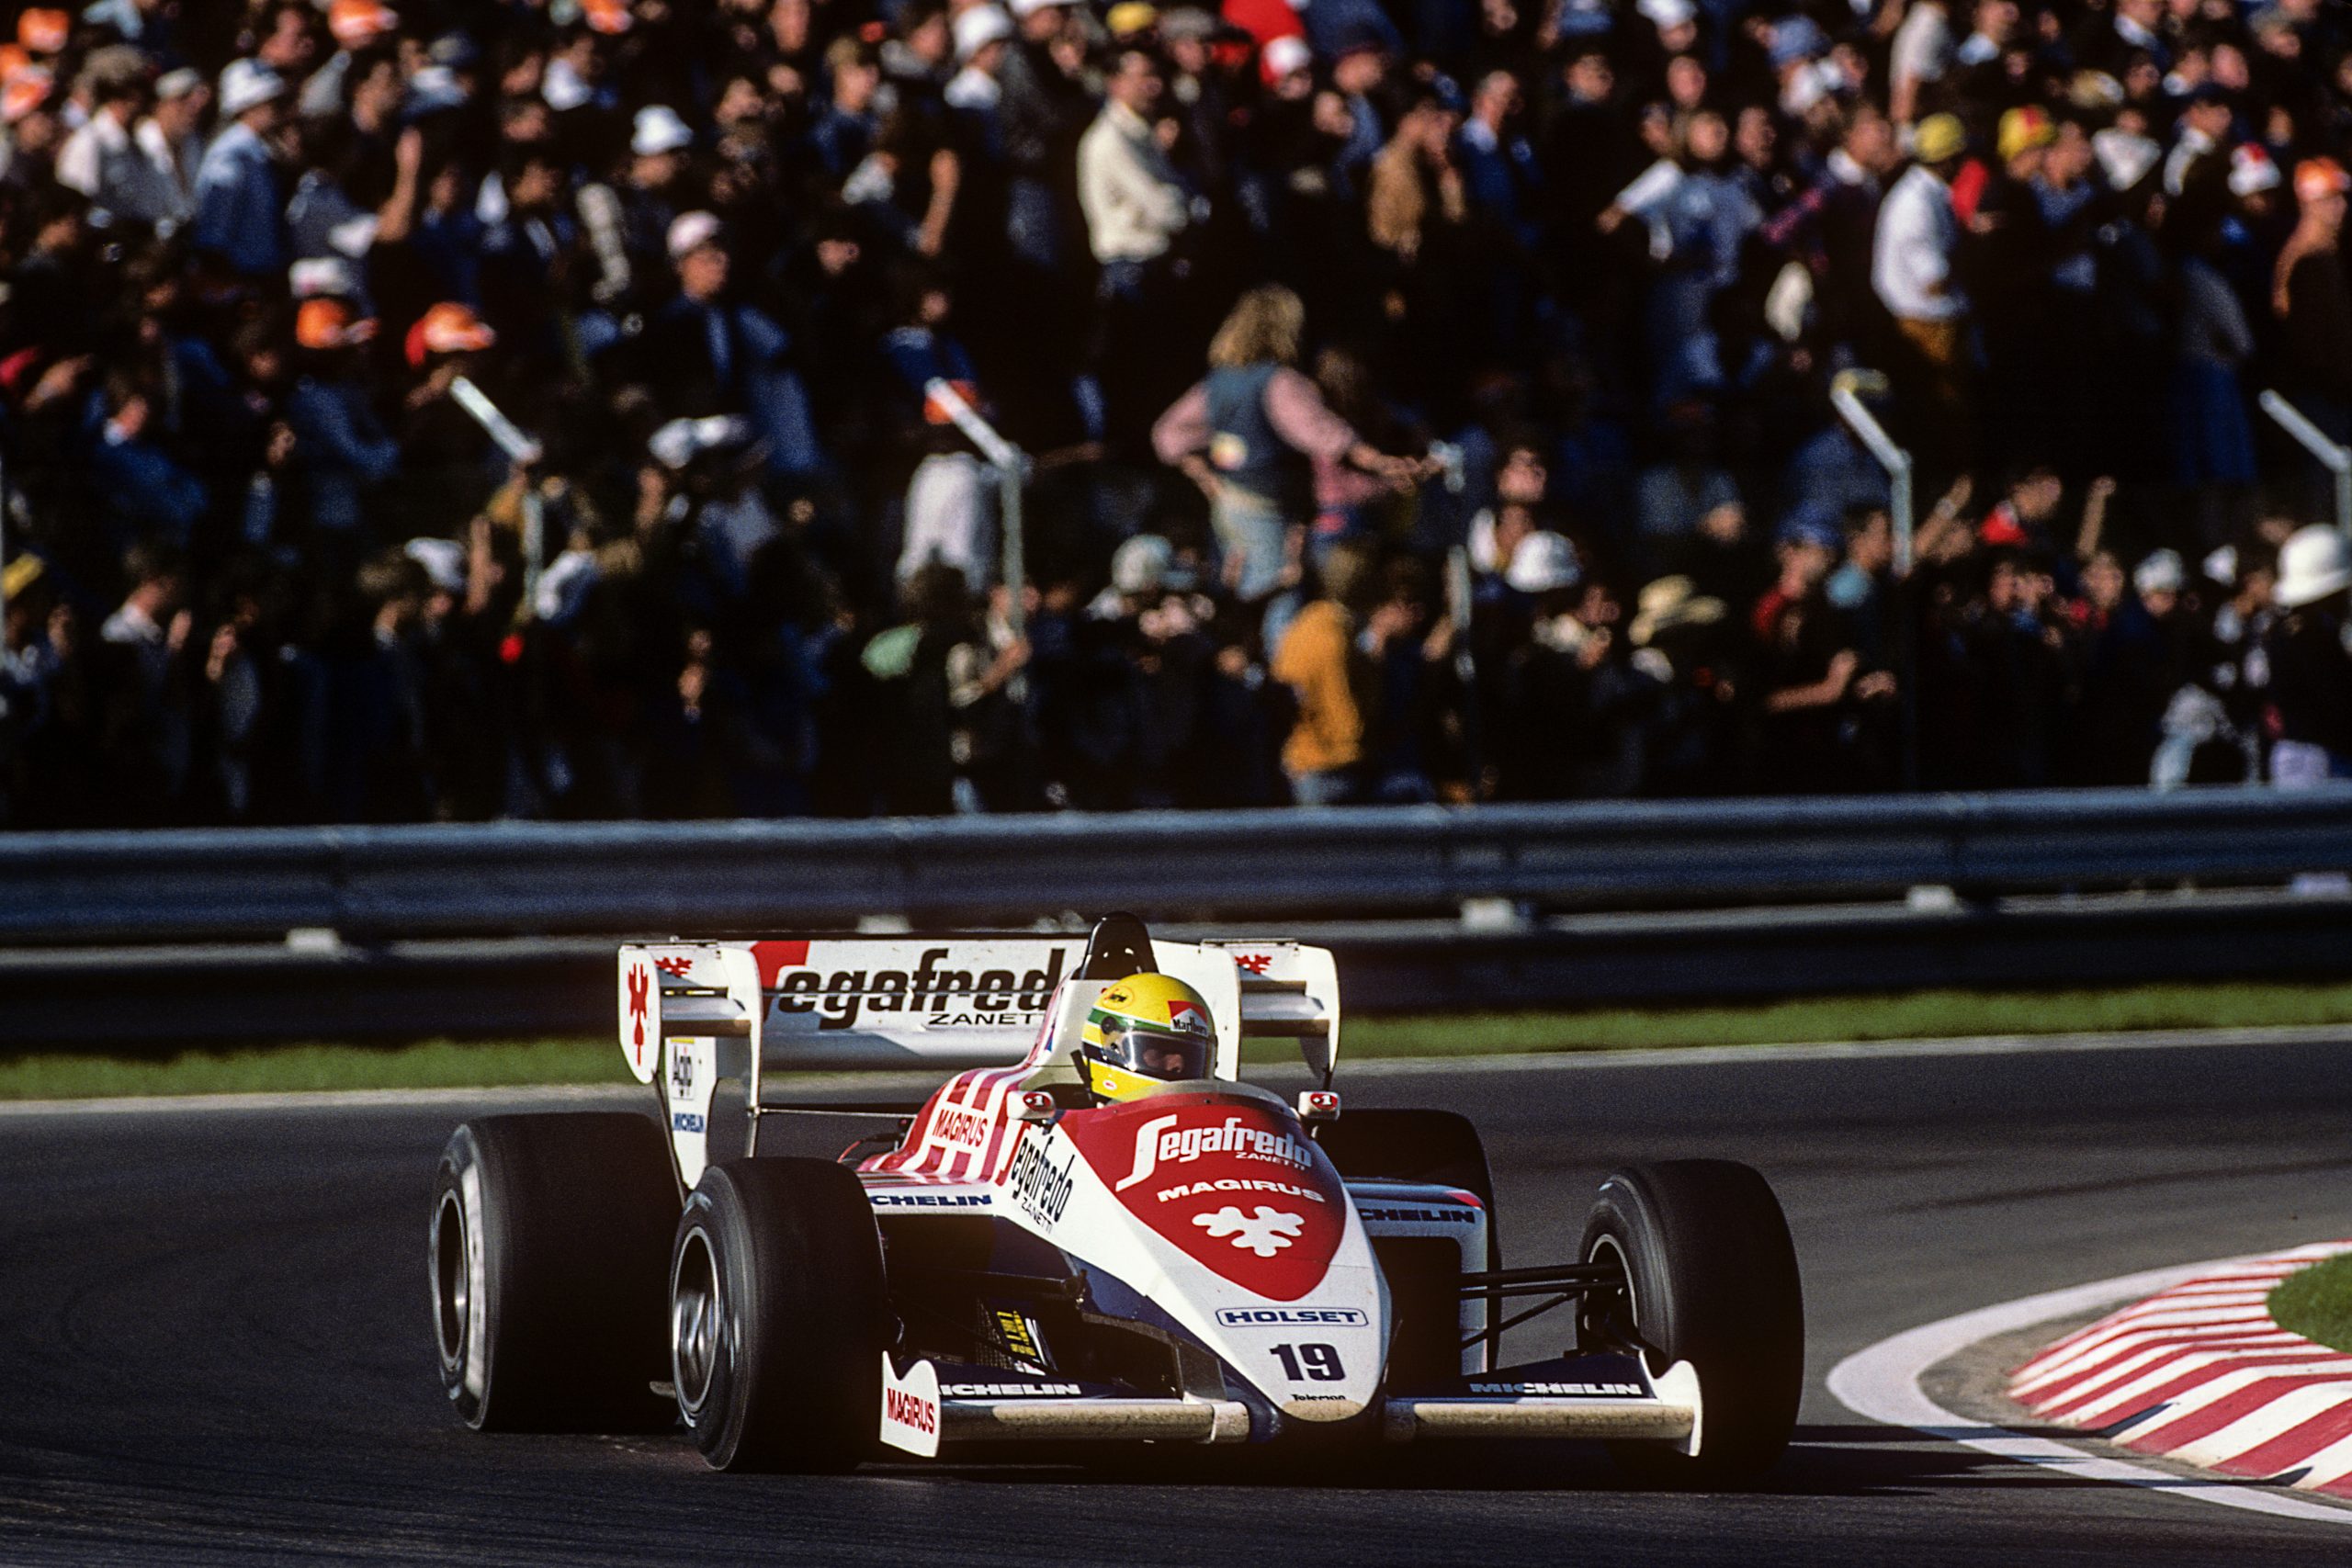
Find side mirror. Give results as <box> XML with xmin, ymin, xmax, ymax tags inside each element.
<box><xmin>1012</xmin><ymin>1089</ymin><xmax>1058</xmax><ymax>1125</ymax></box>
<box><xmin>1295</xmin><ymin>1089</ymin><xmax>1341</xmax><ymax>1124</ymax></box>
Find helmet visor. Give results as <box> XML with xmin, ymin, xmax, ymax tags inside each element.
<box><xmin>1100</xmin><ymin>1019</ymin><xmax>1210</xmax><ymax>1082</ymax></box>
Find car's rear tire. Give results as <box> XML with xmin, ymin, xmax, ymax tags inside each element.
<box><xmin>670</xmin><ymin>1157</ymin><xmax>888</xmax><ymax>1472</ymax></box>
<box><xmin>1578</xmin><ymin>1159</ymin><xmax>1804</xmax><ymax>1488</ymax></box>
<box><xmin>431</xmin><ymin>1112</ymin><xmax>680</xmax><ymax>1432</ymax></box>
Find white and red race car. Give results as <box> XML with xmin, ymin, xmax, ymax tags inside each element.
<box><xmin>429</xmin><ymin>915</ymin><xmax>1803</xmax><ymax>1480</ymax></box>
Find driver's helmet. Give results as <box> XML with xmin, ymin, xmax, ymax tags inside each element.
<box><xmin>1079</xmin><ymin>974</ymin><xmax>1215</xmax><ymax>1103</ymax></box>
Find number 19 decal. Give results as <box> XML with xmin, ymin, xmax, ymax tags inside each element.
<box><xmin>1272</xmin><ymin>1342</ymin><xmax>1345</xmax><ymax>1382</ymax></box>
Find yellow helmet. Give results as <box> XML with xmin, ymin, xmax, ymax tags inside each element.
<box><xmin>1080</xmin><ymin>974</ymin><xmax>1215</xmax><ymax>1102</ymax></box>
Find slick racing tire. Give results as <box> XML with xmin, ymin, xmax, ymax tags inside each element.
<box><xmin>431</xmin><ymin>1112</ymin><xmax>681</xmax><ymax>1432</ymax></box>
<box><xmin>670</xmin><ymin>1157</ymin><xmax>888</xmax><ymax>1472</ymax></box>
<box><xmin>1578</xmin><ymin>1160</ymin><xmax>1804</xmax><ymax>1488</ymax></box>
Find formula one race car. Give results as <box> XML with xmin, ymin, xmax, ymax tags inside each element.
<box><xmin>429</xmin><ymin>915</ymin><xmax>1803</xmax><ymax>1481</ymax></box>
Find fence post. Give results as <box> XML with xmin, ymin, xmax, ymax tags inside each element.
<box><xmin>447</xmin><ymin>376</ymin><xmax>548</xmax><ymax>610</ymax></box>
<box><xmin>922</xmin><ymin>378</ymin><xmax>1030</xmax><ymax>641</ymax></box>
<box><xmin>1830</xmin><ymin>371</ymin><xmax>1915</xmax><ymax>575</ymax></box>
<box><xmin>1830</xmin><ymin>370</ymin><xmax>1918</xmax><ymax>790</ymax></box>
<box><xmin>2258</xmin><ymin>389</ymin><xmax>2352</xmax><ymax>537</ymax></box>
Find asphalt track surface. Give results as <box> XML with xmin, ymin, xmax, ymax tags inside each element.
<box><xmin>4</xmin><ymin>1037</ymin><xmax>2350</xmax><ymax>1566</ymax></box>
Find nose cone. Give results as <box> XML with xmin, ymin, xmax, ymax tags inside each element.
<box><xmin>1056</xmin><ymin>1092</ymin><xmax>1392</xmax><ymax>1420</ymax></box>
<box><xmin>1064</xmin><ymin>1097</ymin><xmax>1349</xmax><ymax>1301</ymax></box>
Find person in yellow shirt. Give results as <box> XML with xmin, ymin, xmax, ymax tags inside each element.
<box><xmin>1270</xmin><ymin>541</ymin><xmax>1380</xmax><ymax>804</ymax></box>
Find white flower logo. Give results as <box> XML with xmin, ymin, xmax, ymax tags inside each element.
<box><xmin>1193</xmin><ymin>1205</ymin><xmax>1304</xmax><ymax>1258</ymax></box>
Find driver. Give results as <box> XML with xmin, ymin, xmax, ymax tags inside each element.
<box><xmin>1078</xmin><ymin>974</ymin><xmax>1215</xmax><ymax>1103</ymax></box>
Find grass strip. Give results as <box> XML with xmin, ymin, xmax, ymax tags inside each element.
<box><xmin>0</xmin><ymin>1038</ymin><xmax>619</xmax><ymax>1101</ymax></box>
<box><xmin>2270</xmin><ymin>1255</ymin><xmax>2352</xmax><ymax>1354</ymax></box>
<box><xmin>6</xmin><ymin>976</ymin><xmax>2351</xmax><ymax>1100</ymax></box>
<box><xmin>1314</xmin><ymin>978</ymin><xmax>2352</xmax><ymax>1061</ymax></box>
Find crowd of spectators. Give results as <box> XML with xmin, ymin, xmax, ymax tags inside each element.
<box><xmin>3</xmin><ymin>0</ymin><xmax>2352</xmax><ymax>826</ymax></box>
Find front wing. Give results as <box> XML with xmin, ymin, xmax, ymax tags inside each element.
<box><xmin>876</xmin><ymin>1353</ymin><xmax>1701</xmax><ymax>1455</ymax></box>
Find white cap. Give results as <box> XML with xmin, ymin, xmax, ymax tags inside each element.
<box><xmin>1504</xmin><ymin>531</ymin><xmax>1583</xmax><ymax>594</ymax></box>
<box><xmin>2275</xmin><ymin>524</ymin><xmax>2352</xmax><ymax>608</ymax></box>
<box><xmin>541</xmin><ymin>56</ymin><xmax>593</xmax><ymax>112</ymax></box>
<box><xmin>1111</xmin><ymin>534</ymin><xmax>1173</xmax><ymax>595</ymax></box>
<box><xmin>2093</xmin><ymin>127</ymin><xmax>2160</xmax><ymax>192</ymax></box>
<box><xmin>2228</xmin><ymin>142</ymin><xmax>2280</xmax><ymax>197</ymax></box>
<box><xmin>650</xmin><ymin>414</ymin><xmax>753</xmax><ymax>469</ymax></box>
<box><xmin>666</xmin><ymin>209</ymin><xmax>722</xmax><ymax>261</ymax></box>
<box><xmin>1637</xmin><ymin>0</ymin><xmax>1696</xmax><ymax>29</ymax></box>
<box><xmin>218</xmin><ymin>59</ymin><xmax>286</xmax><ymax>118</ymax></box>
<box><xmin>955</xmin><ymin>4</ymin><xmax>1014</xmax><ymax>61</ymax></box>
<box><xmin>2132</xmin><ymin>547</ymin><xmax>2185</xmax><ymax>597</ymax></box>
<box><xmin>1261</xmin><ymin>32</ymin><xmax>1312</xmax><ymax>79</ymax></box>
<box><xmin>403</xmin><ymin>537</ymin><xmax>467</xmax><ymax>594</ymax></box>
<box><xmin>1008</xmin><ymin>0</ymin><xmax>1078</xmax><ymax>16</ymax></box>
<box><xmin>631</xmin><ymin>103</ymin><xmax>693</xmax><ymax>157</ymax></box>
<box><xmin>288</xmin><ymin>256</ymin><xmax>359</xmax><ymax>299</ymax></box>
<box><xmin>155</xmin><ymin>67</ymin><xmax>202</xmax><ymax>101</ymax></box>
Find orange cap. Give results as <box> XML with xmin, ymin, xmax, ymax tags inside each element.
<box><xmin>328</xmin><ymin>0</ymin><xmax>400</xmax><ymax>49</ymax></box>
<box><xmin>2296</xmin><ymin>157</ymin><xmax>2351</xmax><ymax>203</ymax></box>
<box><xmin>295</xmin><ymin>299</ymin><xmax>377</xmax><ymax>350</ymax></box>
<box><xmin>404</xmin><ymin>302</ymin><xmax>496</xmax><ymax>367</ymax></box>
<box><xmin>581</xmin><ymin>0</ymin><xmax>634</xmax><ymax>35</ymax></box>
<box><xmin>2</xmin><ymin>65</ymin><xmax>51</xmax><ymax>122</ymax></box>
<box><xmin>17</xmin><ymin>8</ymin><xmax>67</xmax><ymax>55</ymax></box>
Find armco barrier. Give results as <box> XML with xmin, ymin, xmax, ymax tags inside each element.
<box><xmin>4</xmin><ymin>889</ymin><xmax>2350</xmax><ymax>1049</ymax></box>
<box><xmin>6</xmin><ymin>786</ymin><xmax>2352</xmax><ymax>944</ymax></box>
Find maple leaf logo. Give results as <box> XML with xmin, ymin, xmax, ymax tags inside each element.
<box><xmin>627</xmin><ymin>965</ymin><xmax>650</xmax><ymax>1061</ymax></box>
<box><xmin>1233</xmin><ymin>953</ymin><xmax>1274</xmax><ymax>976</ymax></box>
<box><xmin>1193</xmin><ymin>1205</ymin><xmax>1304</xmax><ymax>1258</ymax></box>
<box><xmin>654</xmin><ymin>955</ymin><xmax>692</xmax><ymax>977</ymax></box>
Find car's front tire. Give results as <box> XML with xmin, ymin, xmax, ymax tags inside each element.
<box><xmin>1578</xmin><ymin>1159</ymin><xmax>1804</xmax><ymax>1487</ymax></box>
<box><xmin>430</xmin><ymin>1112</ymin><xmax>680</xmax><ymax>1431</ymax></box>
<box><xmin>670</xmin><ymin>1157</ymin><xmax>888</xmax><ymax>1472</ymax></box>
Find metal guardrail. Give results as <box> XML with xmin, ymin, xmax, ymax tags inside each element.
<box><xmin>5</xmin><ymin>890</ymin><xmax>2349</xmax><ymax>1049</ymax></box>
<box><xmin>6</xmin><ymin>787</ymin><xmax>2352</xmax><ymax>945</ymax></box>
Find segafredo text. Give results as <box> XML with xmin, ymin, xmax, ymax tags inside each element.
<box><xmin>1114</xmin><ymin>1112</ymin><xmax>1317</xmax><ymax>1193</ymax></box>
<box><xmin>1006</xmin><ymin>1133</ymin><xmax>1075</xmax><ymax>1225</ymax></box>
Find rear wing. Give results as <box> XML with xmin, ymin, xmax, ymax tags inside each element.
<box><xmin>618</xmin><ymin>934</ymin><xmax>1340</xmax><ymax>1182</ymax></box>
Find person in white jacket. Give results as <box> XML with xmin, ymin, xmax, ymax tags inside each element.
<box><xmin>54</xmin><ymin>47</ymin><xmax>191</xmax><ymax>231</ymax></box>
<box><xmin>1871</xmin><ymin>111</ymin><xmax>1974</xmax><ymax>483</ymax></box>
<box><xmin>1078</xmin><ymin>48</ymin><xmax>1198</xmax><ymax>445</ymax></box>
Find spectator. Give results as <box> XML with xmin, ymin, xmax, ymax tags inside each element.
<box><xmin>54</xmin><ymin>47</ymin><xmax>172</xmax><ymax>231</ymax></box>
<box><xmin>1889</xmin><ymin>0</ymin><xmax>1953</xmax><ymax>127</ymax></box>
<box><xmin>638</xmin><ymin>211</ymin><xmax>823</xmax><ymax>480</ymax></box>
<box><xmin>2273</xmin><ymin>158</ymin><xmax>2352</xmax><ymax>450</ymax></box>
<box><xmin>284</xmin><ymin>295</ymin><xmax>398</xmax><ymax>557</ymax></box>
<box><xmin>1152</xmin><ymin>285</ymin><xmax>1418</xmax><ymax>607</ymax></box>
<box><xmin>1078</xmin><ymin>46</ymin><xmax>1193</xmax><ymax>444</ymax></box>
<box><xmin>5</xmin><ymin>0</ymin><xmax>2352</xmax><ymax>829</ymax></box>
<box><xmin>2264</xmin><ymin>525</ymin><xmax>2352</xmax><ymax>786</ymax></box>
<box><xmin>1873</xmin><ymin>112</ymin><xmax>1973</xmax><ymax>486</ymax></box>
<box><xmin>190</xmin><ymin>59</ymin><xmax>289</xmax><ymax>277</ymax></box>
<box><xmin>1270</xmin><ymin>538</ymin><xmax>1379</xmax><ymax>804</ymax></box>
